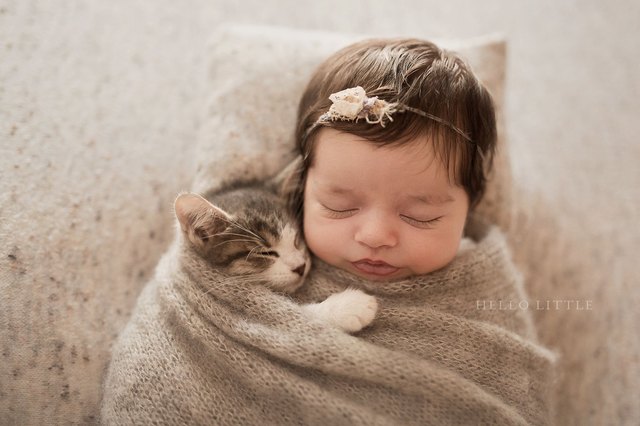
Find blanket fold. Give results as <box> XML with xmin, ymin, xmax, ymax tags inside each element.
<box><xmin>101</xmin><ymin>218</ymin><xmax>557</xmax><ymax>425</ymax></box>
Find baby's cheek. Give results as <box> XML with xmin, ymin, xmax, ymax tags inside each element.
<box><xmin>407</xmin><ymin>233</ymin><xmax>461</xmax><ymax>274</ymax></box>
<box><xmin>304</xmin><ymin>216</ymin><xmax>338</xmax><ymax>264</ymax></box>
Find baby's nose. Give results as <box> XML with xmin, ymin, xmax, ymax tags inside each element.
<box><xmin>354</xmin><ymin>215</ymin><xmax>397</xmax><ymax>249</ymax></box>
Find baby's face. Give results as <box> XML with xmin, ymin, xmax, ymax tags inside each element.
<box><xmin>303</xmin><ymin>128</ymin><xmax>469</xmax><ymax>281</ymax></box>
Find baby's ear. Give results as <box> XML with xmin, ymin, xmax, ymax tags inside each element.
<box><xmin>174</xmin><ymin>193</ymin><xmax>232</xmax><ymax>248</ymax></box>
<box><xmin>267</xmin><ymin>156</ymin><xmax>304</xmax><ymax>198</ymax></box>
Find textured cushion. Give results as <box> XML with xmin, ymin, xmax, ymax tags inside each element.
<box><xmin>193</xmin><ymin>25</ymin><xmax>512</xmax><ymax>230</ymax></box>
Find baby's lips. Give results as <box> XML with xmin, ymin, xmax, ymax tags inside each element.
<box><xmin>352</xmin><ymin>259</ymin><xmax>399</xmax><ymax>276</ymax></box>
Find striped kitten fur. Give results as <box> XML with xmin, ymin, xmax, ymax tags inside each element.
<box><xmin>174</xmin><ymin>176</ymin><xmax>377</xmax><ymax>333</ymax></box>
<box><xmin>175</xmin><ymin>180</ymin><xmax>310</xmax><ymax>294</ymax></box>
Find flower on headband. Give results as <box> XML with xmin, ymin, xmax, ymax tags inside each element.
<box><xmin>312</xmin><ymin>86</ymin><xmax>473</xmax><ymax>142</ymax></box>
<box><xmin>328</xmin><ymin>86</ymin><xmax>366</xmax><ymax>119</ymax></box>
<box><xmin>319</xmin><ymin>86</ymin><xmax>398</xmax><ymax>127</ymax></box>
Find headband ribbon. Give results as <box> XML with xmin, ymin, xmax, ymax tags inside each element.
<box><xmin>316</xmin><ymin>86</ymin><xmax>472</xmax><ymax>143</ymax></box>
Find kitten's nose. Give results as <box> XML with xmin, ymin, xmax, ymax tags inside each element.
<box><xmin>292</xmin><ymin>263</ymin><xmax>306</xmax><ymax>276</ymax></box>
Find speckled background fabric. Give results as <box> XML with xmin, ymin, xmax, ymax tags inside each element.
<box><xmin>1</xmin><ymin>1</ymin><xmax>638</xmax><ymax>425</ymax></box>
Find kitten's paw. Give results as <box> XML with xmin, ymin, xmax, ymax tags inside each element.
<box><xmin>316</xmin><ymin>288</ymin><xmax>378</xmax><ymax>333</ymax></box>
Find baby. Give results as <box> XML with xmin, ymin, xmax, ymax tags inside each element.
<box><xmin>288</xmin><ymin>38</ymin><xmax>496</xmax><ymax>281</ymax></box>
<box><xmin>102</xmin><ymin>37</ymin><xmax>556</xmax><ymax>425</ymax></box>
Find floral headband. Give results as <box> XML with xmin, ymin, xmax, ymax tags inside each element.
<box><xmin>314</xmin><ymin>86</ymin><xmax>472</xmax><ymax>143</ymax></box>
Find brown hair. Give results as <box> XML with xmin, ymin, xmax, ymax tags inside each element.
<box><xmin>289</xmin><ymin>37</ymin><xmax>497</xmax><ymax>220</ymax></box>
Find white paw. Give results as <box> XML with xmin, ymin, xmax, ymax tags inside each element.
<box><xmin>306</xmin><ymin>288</ymin><xmax>378</xmax><ymax>333</ymax></box>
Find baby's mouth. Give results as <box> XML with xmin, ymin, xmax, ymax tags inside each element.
<box><xmin>352</xmin><ymin>259</ymin><xmax>399</xmax><ymax>276</ymax></box>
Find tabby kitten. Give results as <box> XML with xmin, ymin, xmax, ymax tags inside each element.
<box><xmin>174</xmin><ymin>180</ymin><xmax>377</xmax><ymax>333</ymax></box>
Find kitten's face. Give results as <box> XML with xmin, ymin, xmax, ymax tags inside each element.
<box><xmin>175</xmin><ymin>191</ymin><xmax>310</xmax><ymax>294</ymax></box>
<box><xmin>208</xmin><ymin>213</ymin><xmax>310</xmax><ymax>293</ymax></box>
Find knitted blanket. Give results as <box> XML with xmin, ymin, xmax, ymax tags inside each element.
<box><xmin>101</xmin><ymin>218</ymin><xmax>557</xmax><ymax>425</ymax></box>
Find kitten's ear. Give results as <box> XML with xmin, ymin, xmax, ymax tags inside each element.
<box><xmin>267</xmin><ymin>156</ymin><xmax>304</xmax><ymax>198</ymax></box>
<box><xmin>174</xmin><ymin>193</ymin><xmax>232</xmax><ymax>248</ymax></box>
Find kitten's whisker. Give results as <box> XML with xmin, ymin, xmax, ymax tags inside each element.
<box><xmin>228</xmin><ymin>219</ymin><xmax>266</xmax><ymax>244</ymax></box>
<box><xmin>210</xmin><ymin>239</ymin><xmax>258</xmax><ymax>249</ymax></box>
<box><xmin>209</xmin><ymin>238</ymin><xmax>256</xmax><ymax>244</ymax></box>
<box><xmin>245</xmin><ymin>245</ymin><xmax>262</xmax><ymax>262</ymax></box>
<box><xmin>213</xmin><ymin>231</ymin><xmax>264</xmax><ymax>247</ymax></box>
<box><xmin>216</xmin><ymin>232</ymin><xmax>262</xmax><ymax>242</ymax></box>
<box><xmin>209</xmin><ymin>231</ymin><xmax>261</xmax><ymax>242</ymax></box>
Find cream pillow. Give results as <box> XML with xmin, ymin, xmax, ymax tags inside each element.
<box><xmin>193</xmin><ymin>25</ymin><xmax>512</xmax><ymax>230</ymax></box>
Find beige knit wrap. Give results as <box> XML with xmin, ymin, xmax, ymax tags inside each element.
<box><xmin>101</xmin><ymin>217</ymin><xmax>557</xmax><ymax>425</ymax></box>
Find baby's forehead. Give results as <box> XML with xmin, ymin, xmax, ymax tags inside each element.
<box><xmin>308</xmin><ymin>127</ymin><xmax>467</xmax><ymax>186</ymax></box>
<box><xmin>313</xmin><ymin>134</ymin><xmax>457</xmax><ymax>182</ymax></box>
<box><xmin>313</xmin><ymin>127</ymin><xmax>453</xmax><ymax>163</ymax></box>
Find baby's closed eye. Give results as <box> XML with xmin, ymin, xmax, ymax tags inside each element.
<box><xmin>400</xmin><ymin>214</ymin><xmax>443</xmax><ymax>229</ymax></box>
<box><xmin>320</xmin><ymin>203</ymin><xmax>359</xmax><ymax>218</ymax></box>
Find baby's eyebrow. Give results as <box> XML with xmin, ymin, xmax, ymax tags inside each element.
<box><xmin>407</xmin><ymin>194</ymin><xmax>455</xmax><ymax>205</ymax></box>
<box><xmin>316</xmin><ymin>183</ymin><xmax>356</xmax><ymax>195</ymax></box>
<box><xmin>326</xmin><ymin>186</ymin><xmax>355</xmax><ymax>195</ymax></box>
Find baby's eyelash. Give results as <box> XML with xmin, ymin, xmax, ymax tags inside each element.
<box><xmin>400</xmin><ymin>215</ymin><xmax>443</xmax><ymax>229</ymax></box>
<box><xmin>320</xmin><ymin>204</ymin><xmax>358</xmax><ymax>219</ymax></box>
